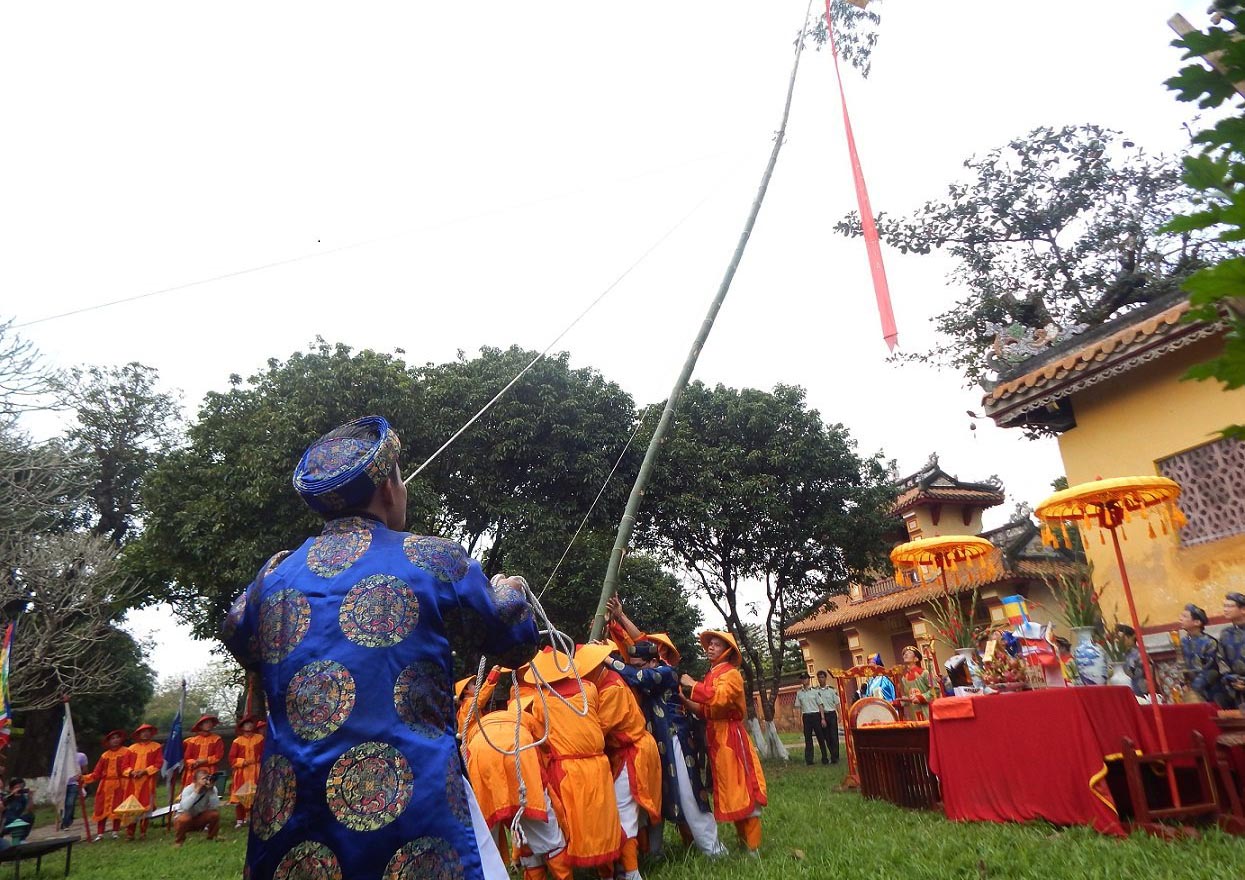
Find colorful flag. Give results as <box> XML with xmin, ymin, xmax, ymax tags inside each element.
<box><xmin>0</xmin><ymin>623</ymin><xmax>14</xmax><ymax>751</ymax></box>
<box><xmin>160</xmin><ymin>679</ymin><xmax>187</xmax><ymax>781</ymax></box>
<box><xmin>48</xmin><ymin>702</ymin><xmax>80</xmax><ymax>807</ymax></box>
<box><xmin>824</xmin><ymin>1</ymin><xmax>899</xmax><ymax>351</ymax></box>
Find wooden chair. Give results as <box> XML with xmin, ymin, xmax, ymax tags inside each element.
<box><xmin>1119</xmin><ymin>731</ymin><xmax>1244</xmax><ymax>837</ymax></box>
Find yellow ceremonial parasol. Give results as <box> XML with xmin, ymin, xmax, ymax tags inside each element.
<box><xmin>233</xmin><ymin>781</ymin><xmax>257</xmax><ymax>810</ymax></box>
<box><xmin>889</xmin><ymin>535</ymin><xmax>1003</xmax><ymax>592</ymax></box>
<box><xmin>111</xmin><ymin>795</ymin><xmax>148</xmax><ymax>827</ymax></box>
<box><xmin>1036</xmin><ymin>475</ymin><xmax>1185</xmax><ymax>799</ymax></box>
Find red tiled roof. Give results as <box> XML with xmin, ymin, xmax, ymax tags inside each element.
<box><xmin>890</xmin><ymin>486</ymin><xmax>1005</xmax><ymax>515</ymax></box>
<box><xmin>785</xmin><ymin>559</ymin><xmax>1076</xmax><ymax>636</ymax></box>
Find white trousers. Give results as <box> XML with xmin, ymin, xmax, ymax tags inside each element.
<box><xmin>614</xmin><ymin>763</ymin><xmax>641</xmax><ymax>839</ymax></box>
<box><xmin>466</xmin><ymin>776</ymin><xmax>510</xmax><ymax>880</ymax></box>
<box><xmin>670</xmin><ymin>738</ymin><xmax>726</xmax><ymax>856</ymax></box>
<box><xmin>517</xmin><ymin>793</ymin><xmax>566</xmax><ymax>867</ymax></box>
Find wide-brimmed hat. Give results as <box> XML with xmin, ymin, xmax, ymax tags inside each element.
<box><xmin>454</xmin><ymin>677</ymin><xmax>475</xmax><ymax>702</ymax></box>
<box><xmin>292</xmin><ymin>416</ymin><xmax>402</xmax><ymax>515</ymax></box>
<box><xmin>574</xmin><ymin>643</ymin><xmax>616</xmax><ymax>678</ymax></box>
<box><xmin>192</xmin><ymin>714</ymin><xmax>219</xmax><ymax>732</ymax></box>
<box><xmin>698</xmin><ymin>630</ymin><xmax>741</xmax><ymax>666</ymax></box>
<box><xmin>132</xmin><ymin>724</ymin><xmax>157</xmax><ymax>738</ymax></box>
<box><xmin>518</xmin><ymin>647</ymin><xmax>580</xmax><ymax>685</ymax></box>
<box><xmin>646</xmin><ymin>632</ymin><xmax>682</xmax><ymax>666</ymax></box>
<box><xmin>103</xmin><ymin>729</ymin><xmax>128</xmax><ymax>745</ymax></box>
<box><xmin>237</xmin><ymin>715</ymin><xmax>262</xmax><ymax>729</ymax></box>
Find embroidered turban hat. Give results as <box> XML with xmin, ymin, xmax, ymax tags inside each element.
<box><xmin>293</xmin><ymin>416</ymin><xmax>402</xmax><ymax>515</ymax></box>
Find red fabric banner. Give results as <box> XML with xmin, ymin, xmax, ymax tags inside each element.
<box><xmin>824</xmin><ymin>2</ymin><xmax>898</xmax><ymax>351</ymax></box>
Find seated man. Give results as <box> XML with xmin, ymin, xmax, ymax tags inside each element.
<box><xmin>174</xmin><ymin>769</ymin><xmax>221</xmax><ymax>847</ymax></box>
<box><xmin>2</xmin><ymin>778</ymin><xmax>34</xmax><ymax>842</ymax></box>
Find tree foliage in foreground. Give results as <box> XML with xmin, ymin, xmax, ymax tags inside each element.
<box><xmin>837</xmin><ymin>124</ymin><xmax>1231</xmax><ymax>388</ymax></box>
<box><xmin>1166</xmin><ymin>4</ymin><xmax>1245</xmax><ymax>438</ymax></box>
<box><xmin>130</xmin><ymin>342</ymin><xmax>641</xmax><ymax>639</ymax></box>
<box><xmin>639</xmin><ymin>382</ymin><xmax>893</xmax><ymax>720</ymax></box>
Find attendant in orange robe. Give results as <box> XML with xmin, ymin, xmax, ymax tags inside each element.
<box><xmin>124</xmin><ymin>724</ymin><xmax>162</xmax><ymax>840</ymax></box>
<box><xmin>83</xmin><ymin>730</ymin><xmax>134</xmax><ymax>840</ymax></box>
<box><xmin>181</xmin><ymin>715</ymin><xmax>224</xmax><ymax>788</ymax></box>
<box><xmin>227</xmin><ymin>715</ymin><xmax>265</xmax><ymax>827</ymax></box>
<box><xmin>466</xmin><ymin>693</ymin><xmax>571</xmax><ymax>880</ymax></box>
<box><xmin>577</xmin><ymin>644</ymin><xmax>661</xmax><ymax>880</ymax></box>
<box><xmin>521</xmin><ymin>648</ymin><xmax>623</xmax><ymax>870</ymax></box>
<box><xmin>456</xmin><ymin>666</ymin><xmax>500</xmax><ymax>745</ymax></box>
<box><xmin>681</xmin><ymin>630</ymin><xmax>767</xmax><ymax>853</ymax></box>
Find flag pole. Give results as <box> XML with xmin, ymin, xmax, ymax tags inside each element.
<box><xmin>588</xmin><ymin>0</ymin><xmax>816</xmax><ymax>641</ymax></box>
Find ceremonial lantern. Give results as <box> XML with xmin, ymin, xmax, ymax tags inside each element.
<box><xmin>1035</xmin><ymin>476</ymin><xmax>1185</xmax><ymax>795</ymax></box>
<box><xmin>233</xmin><ymin>781</ymin><xmax>257</xmax><ymax>810</ymax></box>
<box><xmin>111</xmin><ymin>794</ymin><xmax>148</xmax><ymax>827</ymax></box>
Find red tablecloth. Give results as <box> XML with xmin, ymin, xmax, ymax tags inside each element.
<box><xmin>927</xmin><ymin>687</ymin><xmax>1217</xmax><ymax>835</ymax></box>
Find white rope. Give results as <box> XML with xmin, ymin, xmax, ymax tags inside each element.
<box><xmin>537</xmin><ymin>410</ymin><xmax>650</xmax><ymax>599</ymax></box>
<box><xmin>458</xmin><ymin>575</ymin><xmax>595</xmax><ymax>849</ymax></box>
<box><xmin>403</xmin><ymin>177</ymin><xmax>727</xmax><ymax>486</ymax></box>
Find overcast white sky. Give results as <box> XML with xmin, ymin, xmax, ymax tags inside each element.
<box><xmin>2</xmin><ymin>1</ymin><xmax>1214</xmax><ymax>679</ymax></box>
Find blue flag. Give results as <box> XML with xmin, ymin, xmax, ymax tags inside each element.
<box><xmin>160</xmin><ymin>680</ymin><xmax>186</xmax><ymax>781</ymax></box>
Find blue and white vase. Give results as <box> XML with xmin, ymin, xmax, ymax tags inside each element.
<box><xmin>1072</xmin><ymin>626</ymin><xmax>1107</xmax><ymax>686</ymax></box>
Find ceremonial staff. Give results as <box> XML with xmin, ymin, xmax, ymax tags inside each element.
<box><xmin>588</xmin><ymin>0</ymin><xmax>816</xmax><ymax>641</ymax></box>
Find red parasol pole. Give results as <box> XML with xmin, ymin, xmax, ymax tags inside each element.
<box><xmin>79</xmin><ymin>775</ymin><xmax>93</xmax><ymax>842</ymax></box>
<box><xmin>1107</xmin><ymin>512</ymin><xmax>1179</xmax><ymax>806</ymax></box>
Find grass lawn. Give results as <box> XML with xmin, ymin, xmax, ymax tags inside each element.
<box><xmin>28</xmin><ymin>756</ymin><xmax>1245</xmax><ymax>879</ymax></box>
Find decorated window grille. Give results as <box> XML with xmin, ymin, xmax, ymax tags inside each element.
<box><xmin>1157</xmin><ymin>438</ymin><xmax>1245</xmax><ymax>547</ymax></box>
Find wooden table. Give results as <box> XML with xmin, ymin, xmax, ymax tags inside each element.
<box><xmin>853</xmin><ymin>722</ymin><xmax>940</xmax><ymax>809</ymax></box>
<box><xmin>0</xmin><ymin>835</ymin><xmax>79</xmax><ymax>877</ymax></box>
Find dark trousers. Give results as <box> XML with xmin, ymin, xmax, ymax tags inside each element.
<box><xmin>803</xmin><ymin>713</ymin><xmax>833</xmax><ymax>764</ymax></box>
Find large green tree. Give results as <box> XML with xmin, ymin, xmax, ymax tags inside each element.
<box><xmin>131</xmin><ymin>342</ymin><xmax>642</xmax><ymax>640</ymax></box>
<box><xmin>837</xmin><ymin>124</ymin><xmax>1231</xmax><ymax>388</ymax></box>
<box><xmin>60</xmin><ymin>362</ymin><xmax>182</xmax><ymax>546</ymax></box>
<box><xmin>413</xmin><ymin>346</ymin><xmax>639</xmax><ymax>576</ymax></box>
<box><xmin>1166</xmin><ymin>4</ymin><xmax>1245</xmax><ymax>438</ymax></box>
<box><xmin>639</xmin><ymin>382</ymin><xmax>892</xmax><ymax>721</ymax></box>
<box><xmin>127</xmin><ymin>341</ymin><xmax>425</xmax><ymax>639</ymax></box>
<box><xmin>502</xmin><ymin>529</ymin><xmax>702</xmax><ymax>673</ymax></box>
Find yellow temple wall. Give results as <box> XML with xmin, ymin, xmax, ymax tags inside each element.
<box><xmin>1054</xmin><ymin>336</ymin><xmax>1245</xmax><ymax>628</ymax></box>
<box><xmin>903</xmin><ymin>505</ymin><xmax>985</xmax><ymax>541</ymax></box>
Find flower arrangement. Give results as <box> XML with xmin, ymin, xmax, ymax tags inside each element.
<box><xmin>1048</xmin><ymin>568</ymin><xmax>1101</xmax><ymax>629</ymax></box>
<box><xmin>1098</xmin><ymin>613</ymin><xmax>1133</xmax><ymax>664</ymax></box>
<box><xmin>923</xmin><ymin>586</ymin><xmax>981</xmax><ymax>649</ymax></box>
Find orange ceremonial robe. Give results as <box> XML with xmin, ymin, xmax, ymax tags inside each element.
<box><xmin>181</xmin><ymin>733</ymin><xmax>224</xmax><ymax>787</ymax></box>
<box><xmin>228</xmin><ymin>733</ymin><xmax>265</xmax><ymax>803</ymax></box>
<box><xmin>465</xmin><ymin>709</ymin><xmax>548</xmax><ymax>829</ymax></box>
<box><xmin>457</xmin><ymin>676</ymin><xmax>498</xmax><ymax>746</ymax></box>
<box><xmin>595</xmin><ymin>667</ymin><xmax>661</xmax><ymax>825</ymax></box>
<box><xmin>125</xmin><ymin>741</ymin><xmax>163</xmax><ymax>810</ymax></box>
<box><xmin>691</xmin><ymin>661</ymin><xmax>768</xmax><ymax>822</ymax></box>
<box><xmin>84</xmin><ymin>747</ymin><xmax>134</xmax><ymax>820</ymax></box>
<box><xmin>528</xmin><ymin>679</ymin><xmax>622</xmax><ymax>868</ymax></box>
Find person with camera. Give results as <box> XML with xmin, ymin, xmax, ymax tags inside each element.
<box><xmin>174</xmin><ymin>768</ymin><xmax>221</xmax><ymax>847</ymax></box>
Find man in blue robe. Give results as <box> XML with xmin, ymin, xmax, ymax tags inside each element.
<box><xmin>861</xmin><ymin>654</ymin><xmax>895</xmax><ymax>701</ymax></box>
<box><xmin>222</xmin><ymin>416</ymin><xmax>538</xmax><ymax>880</ymax></box>
<box><xmin>1219</xmin><ymin>592</ymin><xmax>1245</xmax><ymax>710</ymax></box>
<box><xmin>1178</xmin><ymin>604</ymin><xmax>1224</xmax><ymax>705</ymax></box>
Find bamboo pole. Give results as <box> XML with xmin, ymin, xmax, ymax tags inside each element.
<box><xmin>588</xmin><ymin>0</ymin><xmax>815</xmax><ymax>641</ymax></box>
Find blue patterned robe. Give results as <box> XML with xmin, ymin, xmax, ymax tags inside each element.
<box><xmin>1123</xmin><ymin>647</ymin><xmax>1148</xmax><ymax>697</ymax></box>
<box><xmin>1180</xmin><ymin>632</ymin><xmax>1223</xmax><ymax>705</ymax></box>
<box><xmin>605</xmin><ymin>658</ymin><xmax>711</xmax><ymax>821</ymax></box>
<box><xmin>222</xmin><ymin>515</ymin><xmax>538</xmax><ymax>880</ymax></box>
<box><xmin>1219</xmin><ymin>623</ymin><xmax>1245</xmax><ymax>709</ymax></box>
